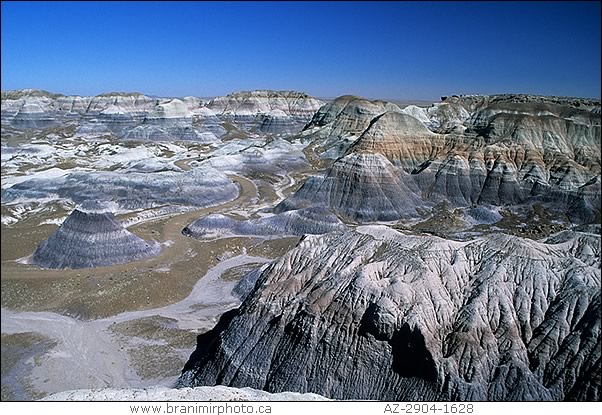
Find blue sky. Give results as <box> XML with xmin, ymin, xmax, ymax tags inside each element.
<box><xmin>1</xmin><ymin>1</ymin><xmax>600</xmax><ymax>99</ymax></box>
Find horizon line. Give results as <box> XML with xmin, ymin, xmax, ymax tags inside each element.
<box><xmin>2</xmin><ymin>87</ymin><xmax>600</xmax><ymax>103</ymax></box>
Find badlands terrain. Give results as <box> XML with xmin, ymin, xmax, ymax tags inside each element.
<box><xmin>0</xmin><ymin>89</ymin><xmax>600</xmax><ymax>401</ymax></box>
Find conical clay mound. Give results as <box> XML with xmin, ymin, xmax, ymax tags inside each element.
<box><xmin>32</xmin><ymin>201</ymin><xmax>160</xmax><ymax>269</ymax></box>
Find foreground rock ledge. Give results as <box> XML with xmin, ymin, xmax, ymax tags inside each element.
<box><xmin>42</xmin><ymin>385</ymin><xmax>329</xmax><ymax>401</ymax></box>
<box><xmin>178</xmin><ymin>226</ymin><xmax>601</xmax><ymax>401</ymax></box>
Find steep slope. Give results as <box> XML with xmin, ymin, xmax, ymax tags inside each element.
<box><xmin>1</xmin><ymin>89</ymin><xmax>323</xmax><ymax>140</ymax></box>
<box><xmin>425</xmin><ymin>102</ymin><xmax>471</xmax><ymax>133</ymax></box>
<box><xmin>279</xmin><ymin>97</ymin><xmax>601</xmax><ymax>224</ymax></box>
<box><xmin>1</xmin><ymin>89</ymin><xmax>66</xmax><ymax>128</ymax></box>
<box><xmin>32</xmin><ymin>201</ymin><xmax>160</xmax><ymax>269</ymax></box>
<box><xmin>348</xmin><ymin>111</ymin><xmax>442</xmax><ymax>168</ymax></box>
<box><xmin>178</xmin><ymin>226</ymin><xmax>601</xmax><ymax>401</ymax></box>
<box><xmin>207</xmin><ymin>90</ymin><xmax>322</xmax><ymax>118</ymax></box>
<box><xmin>206</xmin><ymin>90</ymin><xmax>324</xmax><ymax>136</ymax></box>
<box><xmin>275</xmin><ymin>152</ymin><xmax>425</xmax><ymax>221</ymax></box>
<box><xmin>298</xmin><ymin>95</ymin><xmax>401</xmax><ymax>159</ymax></box>
<box><xmin>123</xmin><ymin>97</ymin><xmax>221</xmax><ymax>143</ymax></box>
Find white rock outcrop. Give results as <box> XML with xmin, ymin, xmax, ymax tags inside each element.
<box><xmin>43</xmin><ymin>385</ymin><xmax>328</xmax><ymax>401</ymax></box>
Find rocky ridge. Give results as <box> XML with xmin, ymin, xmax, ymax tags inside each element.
<box><xmin>178</xmin><ymin>225</ymin><xmax>601</xmax><ymax>401</ymax></box>
<box><xmin>183</xmin><ymin>207</ymin><xmax>346</xmax><ymax>240</ymax></box>
<box><xmin>298</xmin><ymin>95</ymin><xmax>401</xmax><ymax>159</ymax></box>
<box><xmin>441</xmin><ymin>94</ymin><xmax>601</xmax><ymax>112</ymax></box>
<box><xmin>281</xmin><ymin>95</ymin><xmax>601</xmax><ymax>223</ymax></box>
<box><xmin>206</xmin><ymin>90</ymin><xmax>324</xmax><ymax>136</ymax></box>
<box><xmin>1</xmin><ymin>166</ymin><xmax>239</xmax><ymax>211</ymax></box>
<box><xmin>2</xmin><ymin>89</ymin><xmax>600</xmax><ymax>402</ymax></box>
<box><xmin>1</xmin><ymin>89</ymin><xmax>325</xmax><ymax>139</ymax></box>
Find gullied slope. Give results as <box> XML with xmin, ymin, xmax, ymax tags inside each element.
<box><xmin>178</xmin><ymin>226</ymin><xmax>601</xmax><ymax>401</ymax></box>
<box><xmin>280</xmin><ymin>98</ymin><xmax>601</xmax><ymax>223</ymax></box>
<box><xmin>206</xmin><ymin>90</ymin><xmax>323</xmax><ymax>118</ymax></box>
<box><xmin>298</xmin><ymin>95</ymin><xmax>401</xmax><ymax>159</ymax></box>
<box><xmin>32</xmin><ymin>202</ymin><xmax>160</xmax><ymax>269</ymax></box>
<box><xmin>1</xmin><ymin>89</ymin><xmax>324</xmax><ymax>139</ymax></box>
<box><xmin>206</xmin><ymin>90</ymin><xmax>324</xmax><ymax>136</ymax></box>
<box><xmin>275</xmin><ymin>152</ymin><xmax>425</xmax><ymax>221</ymax></box>
<box><xmin>348</xmin><ymin>111</ymin><xmax>442</xmax><ymax>169</ymax></box>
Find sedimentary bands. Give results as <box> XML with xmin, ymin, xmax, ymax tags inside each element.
<box><xmin>32</xmin><ymin>201</ymin><xmax>160</xmax><ymax>269</ymax></box>
<box><xmin>280</xmin><ymin>96</ymin><xmax>601</xmax><ymax>223</ymax></box>
<box><xmin>1</xmin><ymin>89</ymin><xmax>600</xmax><ymax>401</ymax></box>
<box><xmin>1</xmin><ymin>89</ymin><xmax>324</xmax><ymax>139</ymax></box>
<box><xmin>183</xmin><ymin>207</ymin><xmax>345</xmax><ymax>239</ymax></box>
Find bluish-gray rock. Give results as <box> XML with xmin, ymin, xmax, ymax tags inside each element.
<box><xmin>32</xmin><ymin>201</ymin><xmax>160</xmax><ymax>269</ymax></box>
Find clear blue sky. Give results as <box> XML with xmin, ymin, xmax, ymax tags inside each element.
<box><xmin>1</xmin><ymin>1</ymin><xmax>600</xmax><ymax>100</ymax></box>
